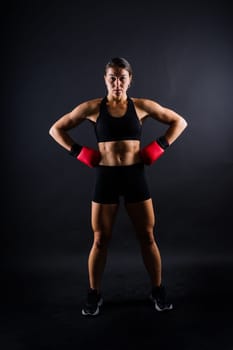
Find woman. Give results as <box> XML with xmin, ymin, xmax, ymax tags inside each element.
<box><xmin>49</xmin><ymin>57</ymin><xmax>188</xmax><ymax>316</ymax></box>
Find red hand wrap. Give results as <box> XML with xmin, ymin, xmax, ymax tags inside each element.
<box><xmin>77</xmin><ymin>146</ymin><xmax>101</xmax><ymax>168</ymax></box>
<box><xmin>140</xmin><ymin>140</ymin><xmax>165</xmax><ymax>165</ymax></box>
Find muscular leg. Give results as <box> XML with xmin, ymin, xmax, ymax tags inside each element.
<box><xmin>88</xmin><ymin>201</ymin><xmax>118</xmax><ymax>292</ymax></box>
<box><xmin>125</xmin><ymin>198</ymin><xmax>162</xmax><ymax>287</ymax></box>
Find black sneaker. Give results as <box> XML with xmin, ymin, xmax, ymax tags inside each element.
<box><xmin>149</xmin><ymin>285</ymin><xmax>173</xmax><ymax>312</ymax></box>
<box><xmin>82</xmin><ymin>288</ymin><xmax>103</xmax><ymax>316</ymax></box>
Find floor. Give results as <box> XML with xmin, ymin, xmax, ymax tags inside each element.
<box><xmin>1</xmin><ymin>253</ymin><xmax>233</xmax><ymax>350</ymax></box>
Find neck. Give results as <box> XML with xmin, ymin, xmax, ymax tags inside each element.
<box><xmin>107</xmin><ymin>93</ymin><xmax>128</xmax><ymax>103</ymax></box>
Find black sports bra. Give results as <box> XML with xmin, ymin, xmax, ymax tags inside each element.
<box><xmin>94</xmin><ymin>96</ymin><xmax>142</xmax><ymax>142</ymax></box>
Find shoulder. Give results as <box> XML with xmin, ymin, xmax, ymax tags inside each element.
<box><xmin>67</xmin><ymin>97</ymin><xmax>104</xmax><ymax>123</ymax></box>
<box><xmin>130</xmin><ymin>97</ymin><xmax>164</xmax><ymax>120</ymax></box>
<box><xmin>72</xmin><ymin>97</ymin><xmax>103</xmax><ymax>118</ymax></box>
<box><xmin>131</xmin><ymin>97</ymin><xmax>162</xmax><ymax>110</ymax></box>
<box><xmin>79</xmin><ymin>97</ymin><xmax>103</xmax><ymax>114</ymax></box>
<box><xmin>80</xmin><ymin>97</ymin><xmax>104</xmax><ymax>122</ymax></box>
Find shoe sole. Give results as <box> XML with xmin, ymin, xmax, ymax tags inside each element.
<box><xmin>82</xmin><ymin>298</ymin><xmax>103</xmax><ymax>316</ymax></box>
<box><xmin>149</xmin><ymin>295</ymin><xmax>173</xmax><ymax>312</ymax></box>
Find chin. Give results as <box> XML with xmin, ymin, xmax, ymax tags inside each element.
<box><xmin>113</xmin><ymin>91</ymin><xmax>123</xmax><ymax>98</ymax></box>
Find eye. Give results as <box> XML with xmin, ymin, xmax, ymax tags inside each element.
<box><xmin>120</xmin><ymin>77</ymin><xmax>127</xmax><ymax>82</ymax></box>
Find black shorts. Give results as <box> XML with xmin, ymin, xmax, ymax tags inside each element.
<box><xmin>92</xmin><ymin>163</ymin><xmax>151</xmax><ymax>204</ymax></box>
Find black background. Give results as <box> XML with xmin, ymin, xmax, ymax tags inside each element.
<box><xmin>1</xmin><ymin>0</ymin><xmax>233</xmax><ymax>349</ymax></box>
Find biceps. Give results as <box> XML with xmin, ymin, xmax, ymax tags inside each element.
<box><xmin>53</xmin><ymin>113</ymin><xmax>84</xmax><ymax>130</ymax></box>
<box><xmin>153</xmin><ymin>107</ymin><xmax>182</xmax><ymax>124</ymax></box>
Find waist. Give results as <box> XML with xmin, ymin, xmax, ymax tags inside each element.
<box><xmin>98</xmin><ymin>140</ymin><xmax>142</xmax><ymax>166</ymax></box>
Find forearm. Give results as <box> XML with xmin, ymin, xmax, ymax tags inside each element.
<box><xmin>140</xmin><ymin>114</ymin><xmax>187</xmax><ymax>166</ymax></box>
<box><xmin>49</xmin><ymin>126</ymin><xmax>75</xmax><ymax>151</ymax></box>
<box><xmin>163</xmin><ymin>117</ymin><xmax>188</xmax><ymax>145</ymax></box>
<box><xmin>49</xmin><ymin>125</ymin><xmax>101</xmax><ymax>168</ymax></box>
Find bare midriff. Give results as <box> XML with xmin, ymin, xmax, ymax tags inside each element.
<box><xmin>98</xmin><ymin>140</ymin><xmax>142</xmax><ymax>166</ymax></box>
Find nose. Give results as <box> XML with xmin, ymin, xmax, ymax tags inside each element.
<box><xmin>115</xmin><ymin>78</ymin><xmax>121</xmax><ymax>88</ymax></box>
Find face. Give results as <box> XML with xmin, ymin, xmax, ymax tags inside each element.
<box><xmin>104</xmin><ymin>67</ymin><xmax>132</xmax><ymax>99</ymax></box>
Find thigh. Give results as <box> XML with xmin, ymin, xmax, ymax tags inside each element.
<box><xmin>123</xmin><ymin>163</ymin><xmax>151</xmax><ymax>203</ymax></box>
<box><xmin>92</xmin><ymin>166</ymin><xmax>120</xmax><ymax>204</ymax></box>
<box><xmin>91</xmin><ymin>201</ymin><xmax>119</xmax><ymax>236</ymax></box>
<box><xmin>125</xmin><ymin>199</ymin><xmax>155</xmax><ymax>236</ymax></box>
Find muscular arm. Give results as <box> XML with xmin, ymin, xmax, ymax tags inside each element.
<box><xmin>138</xmin><ymin>99</ymin><xmax>188</xmax><ymax>145</ymax></box>
<box><xmin>49</xmin><ymin>99</ymin><xmax>100</xmax><ymax>151</ymax></box>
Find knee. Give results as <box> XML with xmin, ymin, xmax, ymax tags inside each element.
<box><xmin>93</xmin><ymin>231</ymin><xmax>111</xmax><ymax>250</ymax></box>
<box><xmin>137</xmin><ymin>229</ymin><xmax>155</xmax><ymax>246</ymax></box>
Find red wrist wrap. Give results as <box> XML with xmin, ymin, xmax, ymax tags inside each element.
<box><xmin>140</xmin><ymin>141</ymin><xmax>165</xmax><ymax>165</ymax></box>
<box><xmin>77</xmin><ymin>146</ymin><xmax>101</xmax><ymax>168</ymax></box>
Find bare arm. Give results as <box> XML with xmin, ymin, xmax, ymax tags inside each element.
<box><xmin>139</xmin><ymin>99</ymin><xmax>188</xmax><ymax>145</ymax></box>
<box><xmin>49</xmin><ymin>99</ymin><xmax>100</xmax><ymax>151</ymax></box>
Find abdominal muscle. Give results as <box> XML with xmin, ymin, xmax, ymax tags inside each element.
<box><xmin>98</xmin><ymin>140</ymin><xmax>142</xmax><ymax>166</ymax></box>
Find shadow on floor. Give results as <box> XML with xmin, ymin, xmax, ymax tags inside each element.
<box><xmin>1</xmin><ymin>255</ymin><xmax>233</xmax><ymax>350</ymax></box>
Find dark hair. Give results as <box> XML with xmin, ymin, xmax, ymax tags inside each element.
<box><xmin>105</xmin><ymin>57</ymin><xmax>133</xmax><ymax>76</ymax></box>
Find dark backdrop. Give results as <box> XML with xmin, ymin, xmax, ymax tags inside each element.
<box><xmin>1</xmin><ymin>1</ymin><xmax>233</xmax><ymax>349</ymax></box>
<box><xmin>2</xmin><ymin>0</ymin><xmax>232</xmax><ymax>262</ymax></box>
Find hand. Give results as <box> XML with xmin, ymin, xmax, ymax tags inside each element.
<box><xmin>140</xmin><ymin>140</ymin><xmax>165</xmax><ymax>165</ymax></box>
<box><xmin>69</xmin><ymin>143</ymin><xmax>101</xmax><ymax>168</ymax></box>
<box><xmin>77</xmin><ymin>146</ymin><xmax>101</xmax><ymax>168</ymax></box>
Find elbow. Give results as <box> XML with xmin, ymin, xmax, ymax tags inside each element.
<box><xmin>49</xmin><ymin>125</ymin><xmax>56</xmax><ymax>138</ymax></box>
<box><xmin>181</xmin><ymin>117</ymin><xmax>188</xmax><ymax>130</ymax></box>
